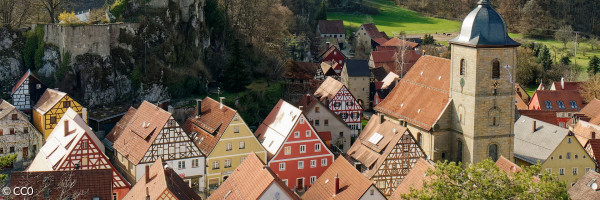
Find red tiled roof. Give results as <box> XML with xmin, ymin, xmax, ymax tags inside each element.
<box><xmin>371</xmin><ymin>50</ymin><xmax>396</xmax><ymax>63</ymax></box>
<box><xmin>586</xmin><ymin>139</ymin><xmax>600</xmax><ymax>165</ymax></box>
<box><xmin>515</xmin><ymin>94</ymin><xmax>528</xmax><ymax>110</ymax></box>
<box><xmin>530</xmin><ymin>90</ymin><xmax>585</xmax><ymax>111</ymax></box>
<box><xmin>375</xmin><ymin>56</ymin><xmax>451</xmax><ymax>130</ymax></box>
<box><xmin>209</xmin><ymin>153</ymin><xmax>299</xmax><ymax>200</ymax></box>
<box><xmin>112</xmin><ymin>101</ymin><xmax>173</xmax><ymax>164</ymax></box>
<box><xmin>302</xmin><ymin>157</ymin><xmax>379</xmax><ymax>199</ymax></box>
<box><xmin>318</xmin><ymin>45</ymin><xmax>347</xmax><ymax>61</ymax></box>
<box><xmin>106</xmin><ymin>107</ymin><xmax>137</xmax><ymax>142</ymax></box>
<box><xmin>495</xmin><ymin>155</ymin><xmax>521</xmax><ymax>174</ymax></box>
<box><xmin>381</xmin><ymin>38</ymin><xmax>419</xmax><ymax>49</ymax></box>
<box><xmin>317</xmin><ymin>131</ymin><xmax>332</xmax><ymax>142</ymax></box>
<box><xmin>318</xmin><ymin>20</ymin><xmax>345</xmax><ymax>34</ymax></box>
<box><xmin>572</xmin><ymin>121</ymin><xmax>600</xmax><ymax>147</ymax></box>
<box><xmin>314</xmin><ymin>77</ymin><xmax>345</xmax><ymax>103</ymax></box>
<box><xmin>390</xmin><ymin>158</ymin><xmax>434</xmax><ymax>199</ymax></box>
<box><xmin>577</xmin><ymin>99</ymin><xmax>600</xmax><ymax>125</ymax></box>
<box><xmin>11</xmin><ymin>169</ymin><xmax>113</xmax><ymax>200</ymax></box>
<box><xmin>552</xmin><ymin>81</ymin><xmax>583</xmax><ymax>91</ymax></box>
<box><xmin>182</xmin><ymin>97</ymin><xmax>237</xmax><ymax>156</ymax></box>
<box><xmin>568</xmin><ymin>170</ymin><xmax>600</xmax><ymax>199</ymax></box>
<box><xmin>123</xmin><ymin>158</ymin><xmax>201</xmax><ymax>200</ymax></box>
<box><xmin>373</xmin><ymin>37</ymin><xmax>389</xmax><ymax>45</ymax></box>
<box><xmin>284</xmin><ymin>61</ymin><xmax>319</xmax><ymax>80</ymax></box>
<box><xmin>362</xmin><ymin>23</ymin><xmax>385</xmax><ymax>39</ymax></box>
<box><xmin>518</xmin><ymin>110</ymin><xmax>559</xmax><ymax>126</ymax></box>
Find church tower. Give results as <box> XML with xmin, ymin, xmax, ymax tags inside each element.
<box><xmin>448</xmin><ymin>0</ymin><xmax>519</xmax><ymax>164</ymax></box>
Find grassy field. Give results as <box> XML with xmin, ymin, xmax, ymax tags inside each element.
<box><xmin>328</xmin><ymin>0</ymin><xmax>460</xmax><ymax>35</ymax></box>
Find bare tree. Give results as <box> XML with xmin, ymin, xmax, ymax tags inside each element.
<box><xmin>0</xmin><ymin>0</ymin><xmax>35</xmax><ymax>27</ymax></box>
<box><xmin>581</xmin><ymin>74</ymin><xmax>600</xmax><ymax>102</ymax></box>
<box><xmin>38</xmin><ymin>0</ymin><xmax>63</xmax><ymax>23</ymax></box>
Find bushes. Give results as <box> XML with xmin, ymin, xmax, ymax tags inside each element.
<box><xmin>110</xmin><ymin>0</ymin><xmax>129</xmax><ymax>20</ymax></box>
<box><xmin>56</xmin><ymin>51</ymin><xmax>71</xmax><ymax>79</ymax></box>
<box><xmin>23</xmin><ymin>26</ymin><xmax>45</xmax><ymax>69</ymax></box>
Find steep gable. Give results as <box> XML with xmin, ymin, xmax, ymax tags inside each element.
<box><xmin>182</xmin><ymin>97</ymin><xmax>237</xmax><ymax>156</ymax></box>
<box><xmin>140</xmin><ymin>117</ymin><xmax>203</xmax><ymax>164</ymax></box>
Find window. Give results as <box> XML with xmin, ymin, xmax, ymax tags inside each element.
<box><xmin>567</xmin><ymin>152</ymin><xmax>571</xmax><ymax>159</ymax></box>
<box><xmin>234</xmin><ymin>115</ymin><xmax>239</xmax><ymax>121</ymax></box>
<box><xmin>22</xmin><ymin>147</ymin><xmax>28</xmax><ymax>158</ymax></box>
<box><xmin>192</xmin><ymin>159</ymin><xmax>199</xmax><ymax>168</ymax></box>
<box><xmin>300</xmin><ymin>118</ymin><xmax>305</xmax><ymax>124</ymax></box>
<box><xmin>50</xmin><ymin>116</ymin><xmax>57</xmax><ymax>124</ymax></box>
<box><xmin>178</xmin><ymin>161</ymin><xmax>186</xmax><ymax>169</ymax></box>
<box><xmin>570</xmin><ymin>101</ymin><xmax>578</xmax><ymax>108</ymax></box>
<box><xmin>283</xmin><ymin>179</ymin><xmax>288</xmax><ymax>186</ymax></box>
<box><xmin>113</xmin><ymin>193</ymin><xmax>118</xmax><ymax>200</ymax></box>
<box><xmin>315</xmin><ymin>143</ymin><xmax>321</xmax><ymax>152</ymax></box>
<box><xmin>557</xmin><ymin>101</ymin><xmax>565</xmax><ymax>109</ymax></box>
<box><xmin>575</xmin><ymin>154</ymin><xmax>579</xmax><ymax>159</ymax></box>
<box><xmin>298</xmin><ymin>161</ymin><xmax>304</xmax><ymax>169</ymax></box>
<box><xmin>417</xmin><ymin>133</ymin><xmax>423</xmax><ymax>147</ymax></box>
<box><xmin>568</xmin><ymin>138</ymin><xmax>572</xmax><ymax>143</ymax></box>
<box><xmin>488</xmin><ymin>144</ymin><xmax>498</xmax><ymax>161</ymax></box>
<box><xmin>300</xmin><ymin>145</ymin><xmax>306</xmax><ymax>153</ymax></box>
<box><xmin>284</xmin><ymin>146</ymin><xmax>291</xmax><ymax>155</ymax></box>
<box><xmin>225</xmin><ymin>159</ymin><xmax>231</xmax><ymax>168</ymax></box>
<box><xmin>23</xmin><ymin>127</ymin><xmax>28</xmax><ymax>133</ymax></box>
<box><xmin>9</xmin><ymin>147</ymin><xmax>14</xmax><ymax>153</ymax></box>
<box><xmin>334</xmin><ymin>102</ymin><xmax>341</xmax><ymax>107</ymax></box>
<box><xmin>279</xmin><ymin>162</ymin><xmax>286</xmax><ymax>171</ymax></box>
<box><xmin>315</xmin><ymin>107</ymin><xmax>320</xmax><ymax>113</ymax></box>
<box><xmin>346</xmin><ymin>101</ymin><xmax>354</xmax><ymax>106</ymax></box>
<box><xmin>239</xmin><ymin>141</ymin><xmax>245</xmax><ymax>149</ymax></box>
<box><xmin>63</xmin><ymin>101</ymin><xmax>71</xmax><ymax>108</ymax></box>
<box><xmin>544</xmin><ymin>101</ymin><xmax>553</xmax><ymax>109</ymax></box>
<box><xmin>324</xmin><ymin>120</ymin><xmax>329</xmax><ymax>126</ymax></box>
<box><xmin>573</xmin><ymin>167</ymin><xmax>578</xmax><ymax>175</ymax></box>
<box><xmin>234</xmin><ymin>126</ymin><xmax>239</xmax><ymax>133</ymax></box>
<box><xmin>559</xmin><ymin>155</ymin><xmax>562</xmax><ymax>159</ymax></box>
<box><xmin>10</xmin><ymin>128</ymin><xmax>14</xmax><ymax>135</ymax></box>
<box><xmin>460</xmin><ymin>59</ymin><xmax>466</xmax><ymax>75</ymax></box>
<box><xmin>321</xmin><ymin>158</ymin><xmax>327</xmax><ymax>166</ymax></box>
<box><xmin>546</xmin><ymin>168</ymin><xmax>552</xmax><ymax>173</ymax></box>
<box><xmin>11</xmin><ymin>114</ymin><xmax>17</xmax><ymax>120</ymax></box>
<box><xmin>0</xmin><ymin>148</ymin><xmax>3</xmax><ymax>154</ymax></box>
<box><xmin>314</xmin><ymin>120</ymin><xmax>320</xmax><ymax>126</ymax></box>
<box><xmin>492</xmin><ymin>60</ymin><xmax>500</xmax><ymax>79</ymax></box>
<box><xmin>306</xmin><ymin>130</ymin><xmax>311</xmax><ymax>137</ymax></box>
<box><xmin>586</xmin><ymin>168</ymin><xmax>591</xmax><ymax>172</ymax></box>
<box><xmin>226</xmin><ymin>143</ymin><xmax>232</xmax><ymax>151</ymax></box>
<box><xmin>311</xmin><ymin>160</ymin><xmax>316</xmax><ymax>168</ymax></box>
<box><xmin>310</xmin><ymin>176</ymin><xmax>317</xmax><ymax>184</ymax></box>
<box><xmin>340</xmin><ymin>132</ymin><xmax>344</xmax><ymax>137</ymax></box>
<box><xmin>559</xmin><ymin>168</ymin><xmax>565</xmax><ymax>175</ymax></box>
<box><xmin>213</xmin><ymin>161</ymin><xmax>220</xmax><ymax>169</ymax></box>
<box><xmin>370</xmin><ymin>189</ymin><xmax>375</xmax><ymax>195</ymax></box>
<box><xmin>294</xmin><ymin>131</ymin><xmax>300</xmax><ymax>138</ymax></box>
<box><xmin>240</xmin><ymin>156</ymin><xmax>246</xmax><ymax>163</ymax></box>
<box><xmin>457</xmin><ymin>141</ymin><xmax>463</xmax><ymax>162</ymax></box>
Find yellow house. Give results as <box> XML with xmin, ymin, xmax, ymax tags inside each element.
<box><xmin>515</xmin><ymin>116</ymin><xmax>596</xmax><ymax>188</ymax></box>
<box><xmin>183</xmin><ymin>97</ymin><xmax>267</xmax><ymax>194</ymax></box>
<box><xmin>33</xmin><ymin>89</ymin><xmax>86</xmax><ymax>141</ymax></box>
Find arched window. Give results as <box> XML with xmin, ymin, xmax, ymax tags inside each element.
<box><xmin>460</xmin><ymin>59</ymin><xmax>466</xmax><ymax>76</ymax></box>
<box><xmin>457</xmin><ymin>140</ymin><xmax>463</xmax><ymax>163</ymax></box>
<box><xmin>492</xmin><ymin>60</ymin><xmax>500</xmax><ymax>79</ymax></box>
<box><xmin>489</xmin><ymin>144</ymin><xmax>498</xmax><ymax>161</ymax></box>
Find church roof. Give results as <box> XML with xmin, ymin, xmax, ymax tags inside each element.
<box><xmin>448</xmin><ymin>0</ymin><xmax>520</xmax><ymax>47</ymax></box>
<box><xmin>375</xmin><ymin>56</ymin><xmax>451</xmax><ymax>130</ymax></box>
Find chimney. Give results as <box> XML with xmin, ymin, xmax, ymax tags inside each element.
<box><xmin>561</xmin><ymin>77</ymin><xmax>565</xmax><ymax>90</ymax></box>
<box><xmin>326</xmin><ymin>42</ymin><xmax>331</xmax><ymax>50</ymax></box>
<box><xmin>145</xmin><ymin>165</ymin><xmax>150</xmax><ymax>183</ymax></box>
<box><xmin>219</xmin><ymin>97</ymin><xmax>226</xmax><ymax>109</ymax></box>
<box><xmin>532</xmin><ymin>121</ymin><xmax>537</xmax><ymax>133</ymax></box>
<box><xmin>196</xmin><ymin>99</ymin><xmax>202</xmax><ymax>117</ymax></box>
<box><xmin>593</xmin><ymin>132</ymin><xmax>597</xmax><ymax>139</ymax></box>
<box><xmin>299</xmin><ymin>106</ymin><xmax>303</xmax><ymax>110</ymax></box>
<box><xmin>334</xmin><ymin>173</ymin><xmax>340</xmax><ymax>195</ymax></box>
<box><xmin>380</xmin><ymin>114</ymin><xmax>385</xmax><ymax>124</ymax></box>
<box><xmin>64</xmin><ymin>120</ymin><xmax>69</xmax><ymax>136</ymax></box>
<box><xmin>306</xmin><ymin>94</ymin><xmax>310</xmax><ymax>104</ymax></box>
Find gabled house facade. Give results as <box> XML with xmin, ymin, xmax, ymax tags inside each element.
<box><xmin>0</xmin><ymin>100</ymin><xmax>42</xmax><ymax>164</ymax></box>
<box><xmin>347</xmin><ymin>114</ymin><xmax>426</xmax><ymax>196</ymax></box>
<box><xmin>314</xmin><ymin>77</ymin><xmax>363</xmax><ymax>137</ymax></box>
<box><xmin>209</xmin><ymin>153</ymin><xmax>299</xmax><ymax>200</ymax></box>
<box><xmin>254</xmin><ymin>100</ymin><xmax>334</xmax><ymax>191</ymax></box>
<box><xmin>317</xmin><ymin>20</ymin><xmax>346</xmax><ymax>41</ymax></box>
<box><xmin>529</xmin><ymin>90</ymin><xmax>585</xmax><ymax>127</ymax></box>
<box><xmin>318</xmin><ymin>45</ymin><xmax>347</xmax><ymax>75</ymax></box>
<box><xmin>341</xmin><ymin>59</ymin><xmax>371</xmax><ymax>108</ymax></box>
<box><xmin>297</xmin><ymin>94</ymin><xmax>352</xmax><ymax>153</ymax></box>
<box><xmin>11</xmin><ymin>70</ymin><xmax>47</xmax><ymax>114</ymax></box>
<box><xmin>302</xmin><ymin>157</ymin><xmax>386</xmax><ymax>200</ymax></box>
<box><xmin>33</xmin><ymin>89</ymin><xmax>87</xmax><ymax>141</ymax></box>
<box><xmin>355</xmin><ymin>23</ymin><xmax>389</xmax><ymax>51</ymax></box>
<box><xmin>27</xmin><ymin>108</ymin><xmax>130</xmax><ymax>199</ymax></box>
<box><xmin>182</xmin><ymin>97</ymin><xmax>267</xmax><ymax>193</ymax></box>
<box><xmin>106</xmin><ymin>101</ymin><xmax>205</xmax><ymax>192</ymax></box>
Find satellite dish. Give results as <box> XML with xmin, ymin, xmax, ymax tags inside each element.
<box><xmin>592</xmin><ymin>183</ymin><xmax>598</xmax><ymax>190</ymax></box>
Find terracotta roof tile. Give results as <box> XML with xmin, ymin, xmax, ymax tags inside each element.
<box><xmin>568</xmin><ymin>170</ymin><xmax>600</xmax><ymax>200</ymax></box>
<box><xmin>105</xmin><ymin>107</ymin><xmax>137</xmax><ymax>142</ymax></box>
<box><xmin>33</xmin><ymin>89</ymin><xmax>67</xmax><ymax>114</ymax></box>
<box><xmin>518</xmin><ymin>110</ymin><xmax>559</xmax><ymax>126</ymax></box>
<box><xmin>381</xmin><ymin>38</ymin><xmax>419</xmax><ymax>49</ymax></box>
<box><xmin>314</xmin><ymin>77</ymin><xmax>345</xmax><ymax>103</ymax></box>
<box><xmin>10</xmin><ymin>169</ymin><xmax>113</xmax><ymax>200</ymax></box>
<box><xmin>495</xmin><ymin>155</ymin><xmax>521</xmax><ymax>174</ymax></box>
<box><xmin>371</xmin><ymin>67</ymin><xmax>388</xmax><ymax>82</ymax></box>
<box><xmin>123</xmin><ymin>158</ymin><xmax>201</xmax><ymax>200</ymax></box>
<box><xmin>284</xmin><ymin>61</ymin><xmax>319</xmax><ymax>80</ymax></box>
<box><xmin>112</xmin><ymin>101</ymin><xmax>173</xmax><ymax>164</ymax></box>
<box><xmin>362</xmin><ymin>23</ymin><xmax>385</xmax><ymax>39</ymax></box>
<box><xmin>0</xmin><ymin>99</ymin><xmax>17</xmax><ymax>120</ymax></box>
<box><xmin>209</xmin><ymin>153</ymin><xmax>299</xmax><ymax>200</ymax></box>
<box><xmin>572</xmin><ymin>121</ymin><xmax>600</xmax><ymax>147</ymax></box>
<box><xmin>390</xmin><ymin>158</ymin><xmax>434</xmax><ymax>199</ymax></box>
<box><xmin>530</xmin><ymin>90</ymin><xmax>585</xmax><ymax>111</ymax></box>
<box><xmin>182</xmin><ymin>97</ymin><xmax>237</xmax><ymax>156</ymax></box>
<box><xmin>373</xmin><ymin>37</ymin><xmax>389</xmax><ymax>45</ymax></box>
<box><xmin>586</xmin><ymin>139</ymin><xmax>600</xmax><ymax>165</ymax></box>
<box><xmin>302</xmin><ymin>157</ymin><xmax>378</xmax><ymax>199</ymax></box>
<box><xmin>317</xmin><ymin>131</ymin><xmax>332</xmax><ymax>142</ymax></box>
<box><xmin>552</xmin><ymin>81</ymin><xmax>583</xmax><ymax>91</ymax></box>
<box><xmin>371</xmin><ymin>50</ymin><xmax>396</xmax><ymax>63</ymax></box>
<box><xmin>375</xmin><ymin>56</ymin><xmax>451</xmax><ymax>130</ymax></box>
<box><xmin>318</xmin><ymin>20</ymin><xmax>345</xmax><ymax>34</ymax></box>
<box><xmin>577</xmin><ymin>99</ymin><xmax>600</xmax><ymax>125</ymax></box>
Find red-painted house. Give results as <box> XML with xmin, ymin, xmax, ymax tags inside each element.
<box><xmin>318</xmin><ymin>45</ymin><xmax>347</xmax><ymax>75</ymax></box>
<box><xmin>254</xmin><ymin>100</ymin><xmax>334</xmax><ymax>192</ymax></box>
<box><xmin>314</xmin><ymin>77</ymin><xmax>363</xmax><ymax>137</ymax></box>
<box><xmin>529</xmin><ymin>90</ymin><xmax>585</xmax><ymax>128</ymax></box>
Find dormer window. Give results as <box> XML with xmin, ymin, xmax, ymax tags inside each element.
<box><xmin>557</xmin><ymin>101</ymin><xmax>565</xmax><ymax>109</ymax></box>
<box><xmin>492</xmin><ymin>60</ymin><xmax>500</xmax><ymax>79</ymax></box>
<box><xmin>544</xmin><ymin>101</ymin><xmax>553</xmax><ymax>109</ymax></box>
<box><xmin>570</xmin><ymin>101</ymin><xmax>578</xmax><ymax>108</ymax></box>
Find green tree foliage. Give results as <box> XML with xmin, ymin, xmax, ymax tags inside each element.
<box><xmin>554</xmin><ymin>25</ymin><xmax>573</xmax><ymax>48</ymax></box>
<box><xmin>589</xmin><ymin>56</ymin><xmax>600</xmax><ymax>75</ymax></box>
<box><xmin>560</xmin><ymin>56</ymin><xmax>571</xmax><ymax>66</ymax></box>
<box><xmin>235</xmin><ymin>81</ymin><xmax>284</xmax><ymax>127</ymax></box>
<box><xmin>422</xmin><ymin>34</ymin><xmax>435</xmax><ymax>45</ymax></box>
<box><xmin>403</xmin><ymin>159</ymin><xmax>567</xmax><ymax>199</ymax></box>
<box><xmin>315</xmin><ymin>0</ymin><xmax>327</xmax><ymax>21</ymax></box>
<box><xmin>23</xmin><ymin>26</ymin><xmax>44</xmax><ymax>69</ymax></box>
<box><xmin>222</xmin><ymin>39</ymin><xmax>250</xmax><ymax>92</ymax></box>
<box><xmin>0</xmin><ymin>154</ymin><xmax>17</xmax><ymax>184</ymax></box>
<box><xmin>56</xmin><ymin>51</ymin><xmax>71</xmax><ymax>79</ymax></box>
<box><xmin>110</xmin><ymin>0</ymin><xmax>128</xmax><ymax>20</ymax></box>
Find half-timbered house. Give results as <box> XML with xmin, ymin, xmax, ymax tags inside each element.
<box><xmin>347</xmin><ymin>113</ymin><xmax>426</xmax><ymax>196</ymax></box>
<box><xmin>0</xmin><ymin>100</ymin><xmax>43</xmax><ymax>164</ymax></box>
<box><xmin>297</xmin><ymin>94</ymin><xmax>351</xmax><ymax>153</ymax></box>
<box><xmin>314</xmin><ymin>77</ymin><xmax>363</xmax><ymax>137</ymax></box>
<box><xmin>27</xmin><ymin>108</ymin><xmax>130</xmax><ymax>200</ymax></box>
<box><xmin>33</xmin><ymin>89</ymin><xmax>86</xmax><ymax>141</ymax></box>
<box><xmin>254</xmin><ymin>100</ymin><xmax>334</xmax><ymax>192</ymax></box>
<box><xmin>182</xmin><ymin>97</ymin><xmax>267</xmax><ymax>194</ymax></box>
<box><xmin>318</xmin><ymin>45</ymin><xmax>347</xmax><ymax>75</ymax></box>
<box><xmin>11</xmin><ymin>70</ymin><xmax>47</xmax><ymax>114</ymax></box>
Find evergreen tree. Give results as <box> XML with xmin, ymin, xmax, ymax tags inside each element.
<box><xmin>422</xmin><ymin>34</ymin><xmax>435</xmax><ymax>45</ymax></box>
<box><xmin>560</xmin><ymin>56</ymin><xmax>571</xmax><ymax>65</ymax></box>
<box><xmin>589</xmin><ymin>55</ymin><xmax>600</xmax><ymax>75</ymax></box>
<box><xmin>222</xmin><ymin>39</ymin><xmax>250</xmax><ymax>92</ymax></box>
<box><xmin>315</xmin><ymin>0</ymin><xmax>327</xmax><ymax>21</ymax></box>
